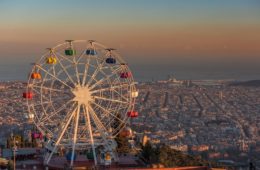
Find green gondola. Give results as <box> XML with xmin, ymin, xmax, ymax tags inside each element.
<box><xmin>65</xmin><ymin>49</ymin><xmax>76</xmax><ymax>56</ymax></box>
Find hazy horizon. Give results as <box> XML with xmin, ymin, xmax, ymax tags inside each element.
<box><xmin>1</xmin><ymin>59</ymin><xmax>260</xmax><ymax>82</ymax></box>
<box><xmin>0</xmin><ymin>0</ymin><xmax>260</xmax><ymax>81</ymax></box>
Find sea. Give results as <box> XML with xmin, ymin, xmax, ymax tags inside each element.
<box><xmin>1</xmin><ymin>62</ymin><xmax>260</xmax><ymax>82</ymax></box>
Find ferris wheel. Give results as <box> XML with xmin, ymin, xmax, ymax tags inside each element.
<box><xmin>23</xmin><ymin>40</ymin><xmax>138</xmax><ymax>166</ymax></box>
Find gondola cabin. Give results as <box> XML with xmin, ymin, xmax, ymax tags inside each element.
<box><xmin>86</xmin><ymin>151</ymin><xmax>94</xmax><ymax>160</ymax></box>
<box><xmin>127</xmin><ymin>111</ymin><xmax>138</xmax><ymax>118</ymax></box>
<box><xmin>120</xmin><ymin>127</ymin><xmax>133</xmax><ymax>138</ymax></box>
<box><xmin>31</xmin><ymin>73</ymin><xmax>41</xmax><ymax>79</ymax></box>
<box><xmin>120</xmin><ymin>72</ymin><xmax>132</xmax><ymax>78</ymax></box>
<box><xmin>32</xmin><ymin>132</ymin><xmax>43</xmax><ymax>140</ymax></box>
<box><xmin>86</xmin><ymin>48</ymin><xmax>97</xmax><ymax>55</ymax></box>
<box><xmin>106</xmin><ymin>57</ymin><xmax>116</xmax><ymax>64</ymax></box>
<box><xmin>46</xmin><ymin>57</ymin><xmax>57</xmax><ymax>64</ymax></box>
<box><xmin>66</xmin><ymin>152</ymin><xmax>77</xmax><ymax>161</ymax></box>
<box><xmin>28</xmin><ymin>113</ymin><xmax>34</xmax><ymax>122</ymax></box>
<box><xmin>23</xmin><ymin>92</ymin><xmax>33</xmax><ymax>99</ymax></box>
<box><xmin>105</xmin><ymin>153</ymin><xmax>111</xmax><ymax>161</ymax></box>
<box><xmin>65</xmin><ymin>48</ymin><xmax>76</xmax><ymax>56</ymax></box>
<box><xmin>131</xmin><ymin>91</ymin><xmax>139</xmax><ymax>98</ymax></box>
<box><xmin>24</xmin><ymin>113</ymin><xmax>35</xmax><ymax>120</ymax></box>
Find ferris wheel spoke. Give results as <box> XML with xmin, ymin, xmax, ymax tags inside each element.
<box><xmin>82</xmin><ymin>56</ymin><xmax>91</xmax><ymax>86</ymax></box>
<box><xmin>30</xmin><ymin>88</ymin><xmax>52</xmax><ymax>102</ymax></box>
<box><xmin>55</xmin><ymin>57</ymin><xmax>77</xmax><ymax>87</ymax></box>
<box><xmin>94</xmin><ymin>89</ymin><xmax>128</xmax><ymax>102</ymax></box>
<box><xmin>30</xmin><ymin>88</ymin><xmax>70</xmax><ymax>106</ymax></box>
<box><xmin>89</xmin><ymin>67</ymin><xmax>122</xmax><ymax>90</ymax></box>
<box><xmin>41</xmin><ymin>98</ymin><xmax>71</xmax><ymax>119</ymax></box>
<box><xmin>71</xmin><ymin>103</ymin><xmax>80</xmax><ymax>166</ymax></box>
<box><xmin>112</xmin><ymin>88</ymin><xmax>129</xmax><ymax>102</ymax></box>
<box><xmin>83</xmin><ymin>104</ymin><xmax>97</xmax><ymax>164</ymax></box>
<box><xmin>88</xmin><ymin>105</ymin><xmax>108</xmax><ymax>136</ymax></box>
<box><xmin>76</xmin><ymin>50</ymin><xmax>86</xmax><ymax>63</ymax></box>
<box><xmin>40</xmin><ymin>100</ymin><xmax>75</xmax><ymax>123</ymax></box>
<box><xmin>72</xmin><ymin>49</ymin><xmax>85</xmax><ymax>85</ymax></box>
<box><xmin>91</xmin><ymin>101</ymin><xmax>125</xmax><ymax>125</ymax></box>
<box><xmin>74</xmin><ymin>62</ymin><xmax>81</xmax><ymax>85</ymax></box>
<box><xmin>36</xmin><ymin>64</ymin><xmax>73</xmax><ymax>89</ymax></box>
<box><xmin>38</xmin><ymin>80</ymin><xmax>55</xmax><ymax>118</ymax></box>
<box><xmin>56</xmin><ymin>52</ymin><xmax>74</xmax><ymax>64</ymax></box>
<box><xmin>86</xmin><ymin>60</ymin><xmax>105</xmax><ymax>87</ymax></box>
<box><xmin>29</xmin><ymin>101</ymin><xmax>54</xmax><ymax>107</ymax></box>
<box><xmin>45</xmin><ymin>105</ymin><xmax>78</xmax><ymax>164</ymax></box>
<box><xmin>29</xmin><ymin>84</ymin><xmax>66</xmax><ymax>92</ymax></box>
<box><xmin>93</xmin><ymin>96</ymin><xmax>128</xmax><ymax>104</ymax></box>
<box><xmin>92</xmin><ymin>81</ymin><xmax>129</xmax><ymax>102</ymax></box>
<box><xmin>77</xmin><ymin>126</ymin><xmax>88</xmax><ymax>139</ymax></box>
<box><xmin>28</xmin><ymin>102</ymin><xmax>39</xmax><ymax>118</ymax></box>
<box><xmin>91</xmin><ymin>83</ymin><xmax>129</xmax><ymax>94</ymax></box>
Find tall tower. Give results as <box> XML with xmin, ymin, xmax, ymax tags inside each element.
<box><xmin>219</xmin><ymin>91</ymin><xmax>223</xmax><ymax>100</ymax></box>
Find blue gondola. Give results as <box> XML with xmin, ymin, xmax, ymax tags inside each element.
<box><xmin>66</xmin><ymin>152</ymin><xmax>77</xmax><ymax>161</ymax></box>
<box><xmin>86</xmin><ymin>49</ymin><xmax>97</xmax><ymax>55</ymax></box>
<box><xmin>106</xmin><ymin>57</ymin><xmax>116</xmax><ymax>64</ymax></box>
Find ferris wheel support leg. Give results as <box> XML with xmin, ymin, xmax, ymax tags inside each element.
<box><xmin>45</xmin><ymin>106</ymin><xmax>77</xmax><ymax>165</ymax></box>
<box><xmin>85</xmin><ymin>105</ymin><xmax>97</xmax><ymax>165</ymax></box>
<box><xmin>70</xmin><ymin>104</ymin><xmax>80</xmax><ymax>167</ymax></box>
<box><xmin>88</xmin><ymin>106</ymin><xmax>119</xmax><ymax>165</ymax></box>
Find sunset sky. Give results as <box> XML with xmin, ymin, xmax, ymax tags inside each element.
<box><xmin>0</xmin><ymin>0</ymin><xmax>260</xmax><ymax>80</ymax></box>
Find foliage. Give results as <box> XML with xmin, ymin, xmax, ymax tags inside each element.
<box><xmin>116</xmin><ymin>135</ymin><xmax>131</xmax><ymax>153</ymax></box>
<box><xmin>7</xmin><ymin>160</ymin><xmax>14</xmax><ymax>170</ymax></box>
<box><xmin>6</xmin><ymin>135</ymin><xmax>22</xmax><ymax>148</ymax></box>
<box><xmin>141</xmin><ymin>141</ymin><xmax>159</xmax><ymax>163</ymax></box>
<box><xmin>141</xmin><ymin>142</ymin><xmax>209</xmax><ymax>168</ymax></box>
<box><xmin>6</xmin><ymin>133</ymin><xmax>34</xmax><ymax>148</ymax></box>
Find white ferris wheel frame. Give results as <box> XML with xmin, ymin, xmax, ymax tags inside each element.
<box><xmin>25</xmin><ymin>40</ymin><xmax>137</xmax><ymax>166</ymax></box>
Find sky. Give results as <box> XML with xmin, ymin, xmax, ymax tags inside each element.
<box><xmin>0</xmin><ymin>0</ymin><xmax>260</xmax><ymax>81</ymax></box>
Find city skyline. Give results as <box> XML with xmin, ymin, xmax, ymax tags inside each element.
<box><xmin>0</xmin><ymin>0</ymin><xmax>260</xmax><ymax>81</ymax></box>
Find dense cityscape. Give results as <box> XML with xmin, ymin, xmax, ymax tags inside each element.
<box><xmin>134</xmin><ymin>78</ymin><xmax>260</xmax><ymax>162</ymax></box>
<box><xmin>0</xmin><ymin>78</ymin><xmax>259</xmax><ymax>169</ymax></box>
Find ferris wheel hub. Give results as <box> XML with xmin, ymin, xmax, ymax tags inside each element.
<box><xmin>71</xmin><ymin>85</ymin><xmax>93</xmax><ymax>104</ymax></box>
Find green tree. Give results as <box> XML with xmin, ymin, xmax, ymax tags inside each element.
<box><xmin>7</xmin><ymin>160</ymin><xmax>14</xmax><ymax>170</ymax></box>
<box><xmin>116</xmin><ymin>135</ymin><xmax>131</xmax><ymax>153</ymax></box>
<box><xmin>140</xmin><ymin>143</ymin><xmax>210</xmax><ymax>168</ymax></box>
<box><xmin>141</xmin><ymin>141</ymin><xmax>156</xmax><ymax>163</ymax></box>
<box><xmin>6</xmin><ymin>138</ymin><xmax>10</xmax><ymax>148</ymax></box>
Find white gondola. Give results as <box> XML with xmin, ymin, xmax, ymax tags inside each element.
<box><xmin>24</xmin><ymin>113</ymin><xmax>35</xmax><ymax>121</ymax></box>
<box><xmin>131</xmin><ymin>91</ymin><xmax>139</xmax><ymax>98</ymax></box>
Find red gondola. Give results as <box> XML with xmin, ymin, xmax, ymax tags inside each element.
<box><xmin>120</xmin><ymin>72</ymin><xmax>132</xmax><ymax>78</ymax></box>
<box><xmin>23</xmin><ymin>92</ymin><xmax>33</xmax><ymax>99</ymax></box>
<box><xmin>127</xmin><ymin>111</ymin><xmax>138</xmax><ymax>118</ymax></box>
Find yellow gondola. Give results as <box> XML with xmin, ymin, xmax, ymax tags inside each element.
<box><xmin>46</xmin><ymin>57</ymin><xmax>57</xmax><ymax>64</ymax></box>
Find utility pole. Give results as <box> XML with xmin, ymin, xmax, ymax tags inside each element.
<box><xmin>11</xmin><ymin>133</ymin><xmax>17</xmax><ymax>170</ymax></box>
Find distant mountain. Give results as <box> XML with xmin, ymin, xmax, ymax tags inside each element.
<box><xmin>229</xmin><ymin>80</ymin><xmax>260</xmax><ymax>87</ymax></box>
